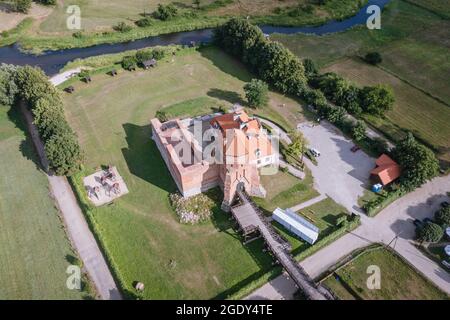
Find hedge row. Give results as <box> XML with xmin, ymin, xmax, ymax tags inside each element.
<box><xmin>15</xmin><ymin>66</ymin><xmax>83</xmax><ymax>176</ymax></box>
<box><xmin>362</xmin><ymin>188</ymin><xmax>406</xmax><ymax>217</ymax></box>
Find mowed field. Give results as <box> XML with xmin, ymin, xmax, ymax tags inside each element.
<box><xmin>324</xmin><ymin>247</ymin><xmax>448</xmax><ymax>300</ymax></box>
<box><xmin>272</xmin><ymin>0</ymin><xmax>450</xmax><ymax>103</ymax></box>
<box><xmin>0</xmin><ymin>106</ymin><xmax>87</xmax><ymax>299</ymax></box>
<box><xmin>62</xmin><ymin>47</ymin><xmax>310</xmax><ymax>299</ymax></box>
<box><xmin>324</xmin><ymin>57</ymin><xmax>450</xmax><ymax>162</ymax></box>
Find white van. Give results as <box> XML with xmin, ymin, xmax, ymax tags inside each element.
<box><xmin>309</xmin><ymin>148</ymin><xmax>321</xmax><ymax>157</ymax></box>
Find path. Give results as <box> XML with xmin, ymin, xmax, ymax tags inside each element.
<box><xmin>289</xmin><ymin>194</ymin><xmax>327</xmax><ymax>213</ymax></box>
<box><xmin>49</xmin><ymin>68</ymin><xmax>82</xmax><ymax>86</ymax></box>
<box><xmin>21</xmin><ymin>84</ymin><xmax>122</xmax><ymax>299</ymax></box>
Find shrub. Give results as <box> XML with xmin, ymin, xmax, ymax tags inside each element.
<box><xmin>72</xmin><ymin>31</ymin><xmax>83</xmax><ymax>38</ymax></box>
<box><xmin>113</xmin><ymin>22</ymin><xmax>133</xmax><ymax>33</ymax></box>
<box><xmin>13</xmin><ymin>0</ymin><xmax>32</xmax><ymax>13</ymax></box>
<box><xmin>152</xmin><ymin>48</ymin><xmax>166</xmax><ymax>60</ymax></box>
<box><xmin>135</xmin><ymin>17</ymin><xmax>154</xmax><ymax>27</ymax></box>
<box><xmin>153</xmin><ymin>4</ymin><xmax>178</xmax><ymax>21</ymax></box>
<box><xmin>303</xmin><ymin>58</ymin><xmax>318</xmax><ymax>77</ymax></box>
<box><xmin>352</xmin><ymin>120</ymin><xmax>366</xmax><ymax>142</ymax></box>
<box><xmin>435</xmin><ymin>206</ymin><xmax>450</xmax><ymax>227</ymax></box>
<box><xmin>244</xmin><ymin>79</ymin><xmax>268</xmax><ymax>108</ymax></box>
<box><xmin>156</xmin><ymin>110</ymin><xmax>168</xmax><ymax>122</ymax></box>
<box><xmin>417</xmin><ymin>222</ymin><xmax>444</xmax><ymax>243</ymax></box>
<box><xmin>135</xmin><ymin>49</ymin><xmax>154</xmax><ymax>64</ymax></box>
<box><xmin>169</xmin><ymin>192</ymin><xmax>215</xmax><ymax>224</ymax></box>
<box><xmin>365</xmin><ymin>52</ymin><xmax>382</xmax><ymax>65</ymax></box>
<box><xmin>121</xmin><ymin>56</ymin><xmax>137</xmax><ymax>70</ymax></box>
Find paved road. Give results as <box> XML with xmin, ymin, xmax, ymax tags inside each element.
<box><xmin>289</xmin><ymin>194</ymin><xmax>327</xmax><ymax>213</ymax></box>
<box><xmin>48</xmin><ymin>176</ymin><xmax>122</xmax><ymax>300</ymax></box>
<box><xmin>49</xmin><ymin>68</ymin><xmax>82</xmax><ymax>86</ymax></box>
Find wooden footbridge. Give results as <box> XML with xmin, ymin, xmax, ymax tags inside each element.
<box><xmin>231</xmin><ymin>188</ymin><xmax>334</xmax><ymax>300</ymax></box>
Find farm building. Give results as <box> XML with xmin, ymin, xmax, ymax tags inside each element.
<box><xmin>273</xmin><ymin>208</ymin><xmax>319</xmax><ymax>244</ymax></box>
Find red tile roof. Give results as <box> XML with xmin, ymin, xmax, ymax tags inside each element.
<box><xmin>371</xmin><ymin>154</ymin><xmax>401</xmax><ymax>185</ymax></box>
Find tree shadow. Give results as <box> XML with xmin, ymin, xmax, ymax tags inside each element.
<box><xmin>207</xmin><ymin>88</ymin><xmax>246</xmax><ymax>106</ymax></box>
<box><xmin>121</xmin><ymin>123</ymin><xmax>177</xmax><ymax>194</ymax></box>
<box><xmin>199</xmin><ymin>47</ymin><xmax>252</xmax><ymax>82</ymax></box>
<box><xmin>65</xmin><ymin>254</ymin><xmax>79</xmax><ymax>265</ymax></box>
<box><xmin>7</xmin><ymin>106</ymin><xmax>43</xmax><ymax>171</ymax></box>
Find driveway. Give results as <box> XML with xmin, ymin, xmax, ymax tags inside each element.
<box><xmin>298</xmin><ymin>121</ymin><xmax>375</xmax><ymax>213</ymax></box>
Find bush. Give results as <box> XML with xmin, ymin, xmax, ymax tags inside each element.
<box><xmin>417</xmin><ymin>222</ymin><xmax>444</xmax><ymax>243</ymax></box>
<box><xmin>156</xmin><ymin>110</ymin><xmax>168</xmax><ymax>122</ymax></box>
<box><xmin>169</xmin><ymin>192</ymin><xmax>215</xmax><ymax>224</ymax></box>
<box><xmin>365</xmin><ymin>52</ymin><xmax>382</xmax><ymax>65</ymax></box>
<box><xmin>135</xmin><ymin>49</ymin><xmax>154</xmax><ymax>64</ymax></box>
<box><xmin>152</xmin><ymin>48</ymin><xmax>166</xmax><ymax>60</ymax></box>
<box><xmin>303</xmin><ymin>58</ymin><xmax>318</xmax><ymax>77</ymax></box>
<box><xmin>153</xmin><ymin>4</ymin><xmax>178</xmax><ymax>21</ymax></box>
<box><xmin>113</xmin><ymin>22</ymin><xmax>133</xmax><ymax>33</ymax></box>
<box><xmin>135</xmin><ymin>17</ymin><xmax>154</xmax><ymax>27</ymax></box>
<box><xmin>13</xmin><ymin>0</ymin><xmax>32</xmax><ymax>13</ymax></box>
<box><xmin>244</xmin><ymin>79</ymin><xmax>268</xmax><ymax>108</ymax></box>
<box><xmin>121</xmin><ymin>56</ymin><xmax>137</xmax><ymax>70</ymax></box>
<box><xmin>435</xmin><ymin>206</ymin><xmax>450</xmax><ymax>227</ymax></box>
<box><xmin>72</xmin><ymin>31</ymin><xmax>83</xmax><ymax>38</ymax></box>
<box><xmin>363</xmin><ymin>188</ymin><xmax>406</xmax><ymax>217</ymax></box>
<box><xmin>0</xmin><ymin>64</ymin><xmax>19</xmax><ymax>105</ymax></box>
<box><xmin>352</xmin><ymin>120</ymin><xmax>366</xmax><ymax>142</ymax></box>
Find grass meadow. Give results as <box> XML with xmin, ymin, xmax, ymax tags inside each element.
<box><xmin>0</xmin><ymin>106</ymin><xmax>89</xmax><ymax>299</ymax></box>
<box><xmin>323</xmin><ymin>247</ymin><xmax>448</xmax><ymax>300</ymax></box>
<box><xmin>62</xmin><ymin>47</ymin><xmax>313</xmax><ymax>299</ymax></box>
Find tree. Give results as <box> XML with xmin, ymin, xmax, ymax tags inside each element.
<box><xmin>244</xmin><ymin>79</ymin><xmax>269</xmax><ymax>108</ymax></box>
<box><xmin>435</xmin><ymin>206</ymin><xmax>450</xmax><ymax>227</ymax></box>
<box><xmin>13</xmin><ymin>0</ymin><xmax>32</xmax><ymax>13</ymax></box>
<box><xmin>360</xmin><ymin>84</ymin><xmax>395</xmax><ymax>116</ymax></box>
<box><xmin>417</xmin><ymin>222</ymin><xmax>444</xmax><ymax>243</ymax></box>
<box><xmin>193</xmin><ymin>0</ymin><xmax>201</xmax><ymax>9</ymax></box>
<box><xmin>303</xmin><ymin>58</ymin><xmax>318</xmax><ymax>77</ymax></box>
<box><xmin>45</xmin><ymin>129</ymin><xmax>83</xmax><ymax>176</ymax></box>
<box><xmin>0</xmin><ymin>64</ymin><xmax>19</xmax><ymax>106</ymax></box>
<box><xmin>326</xmin><ymin>106</ymin><xmax>346</xmax><ymax>124</ymax></box>
<box><xmin>365</xmin><ymin>52</ymin><xmax>382</xmax><ymax>65</ymax></box>
<box><xmin>340</xmin><ymin>85</ymin><xmax>362</xmax><ymax>115</ymax></box>
<box><xmin>392</xmin><ymin>133</ymin><xmax>439</xmax><ymax>190</ymax></box>
<box><xmin>135</xmin><ymin>49</ymin><xmax>154</xmax><ymax>63</ymax></box>
<box><xmin>288</xmin><ymin>130</ymin><xmax>309</xmax><ymax>163</ymax></box>
<box><xmin>352</xmin><ymin>120</ymin><xmax>366</xmax><ymax>141</ymax></box>
<box><xmin>153</xmin><ymin>4</ymin><xmax>178</xmax><ymax>21</ymax></box>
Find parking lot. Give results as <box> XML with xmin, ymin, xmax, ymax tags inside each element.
<box><xmin>298</xmin><ymin>121</ymin><xmax>375</xmax><ymax>213</ymax></box>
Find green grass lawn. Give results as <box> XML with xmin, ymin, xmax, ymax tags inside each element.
<box><xmin>0</xmin><ymin>106</ymin><xmax>89</xmax><ymax>299</ymax></box>
<box><xmin>62</xmin><ymin>47</ymin><xmax>313</xmax><ymax>299</ymax></box>
<box><xmin>323</xmin><ymin>57</ymin><xmax>450</xmax><ymax>163</ymax></box>
<box><xmin>323</xmin><ymin>247</ymin><xmax>449</xmax><ymax>300</ymax></box>
<box><xmin>272</xmin><ymin>197</ymin><xmax>349</xmax><ymax>256</ymax></box>
<box><xmin>272</xmin><ymin>0</ymin><xmax>450</xmax><ymax>104</ymax></box>
<box><xmin>253</xmin><ymin>169</ymin><xmax>319</xmax><ymax>214</ymax></box>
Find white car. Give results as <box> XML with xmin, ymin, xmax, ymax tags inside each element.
<box><xmin>309</xmin><ymin>148</ymin><xmax>321</xmax><ymax>157</ymax></box>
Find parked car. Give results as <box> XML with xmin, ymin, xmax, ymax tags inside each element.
<box><xmin>441</xmin><ymin>201</ymin><xmax>449</xmax><ymax>208</ymax></box>
<box><xmin>413</xmin><ymin>219</ymin><xmax>423</xmax><ymax>227</ymax></box>
<box><xmin>351</xmin><ymin>145</ymin><xmax>360</xmax><ymax>152</ymax></box>
<box><xmin>442</xmin><ymin>260</ymin><xmax>450</xmax><ymax>269</ymax></box>
<box><xmin>309</xmin><ymin>148</ymin><xmax>321</xmax><ymax>157</ymax></box>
